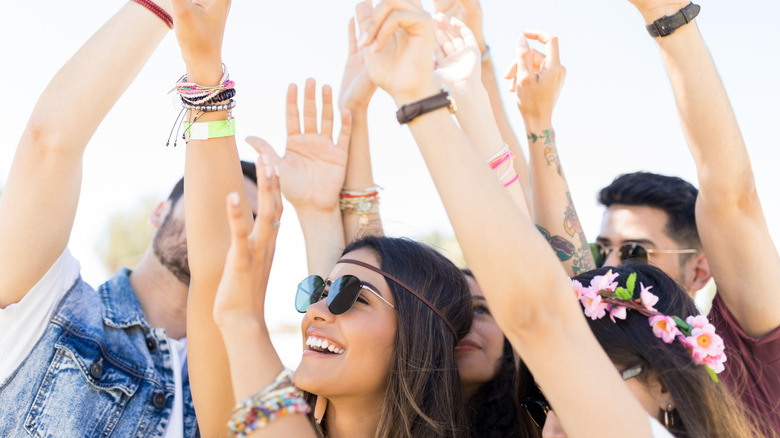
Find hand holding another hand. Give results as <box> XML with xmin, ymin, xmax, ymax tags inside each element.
<box><xmin>432</xmin><ymin>0</ymin><xmax>486</xmax><ymax>54</ymax></box>
<box><xmin>433</xmin><ymin>13</ymin><xmax>481</xmax><ymax>94</ymax></box>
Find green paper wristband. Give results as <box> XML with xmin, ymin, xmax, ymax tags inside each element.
<box><xmin>184</xmin><ymin>119</ymin><xmax>236</xmax><ymax>141</ymax></box>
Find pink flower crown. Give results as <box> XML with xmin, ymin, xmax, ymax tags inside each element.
<box><xmin>571</xmin><ymin>270</ymin><xmax>726</xmax><ymax>382</ymax></box>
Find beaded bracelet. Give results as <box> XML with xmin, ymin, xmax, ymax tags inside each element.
<box><xmin>181</xmin><ymin>99</ymin><xmax>236</xmax><ymax>113</ymax></box>
<box><xmin>228</xmin><ymin>370</ymin><xmax>310</xmax><ymax>438</ymax></box>
<box><xmin>340</xmin><ymin>190</ymin><xmax>380</xmax><ymax>229</ymax></box>
<box><xmin>132</xmin><ymin>0</ymin><xmax>173</xmax><ymax>29</ymax></box>
<box><xmin>181</xmin><ymin>88</ymin><xmax>236</xmax><ymax>106</ymax></box>
<box><xmin>174</xmin><ymin>66</ymin><xmax>235</xmax><ymax>105</ymax></box>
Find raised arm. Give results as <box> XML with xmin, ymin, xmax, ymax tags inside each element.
<box><xmin>432</xmin><ymin>15</ymin><xmax>528</xmax><ymax>212</ymax></box>
<box><xmin>172</xmin><ymin>0</ymin><xmax>251</xmax><ymax>434</ymax></box>
<box><xmin>248</xmin><ymin>79</ymin><xmax>352</xmax><ymax>277</ymax></box>
<box><xmin>433</xmin><ymin>0</ymin><xmax>532</xmax><ymax>208</ymax></box>
<box><xmin>338</xmin><ymin>18</ymin><xmax>383</xmax><ymax>242</ymax></box>
<box><xmin>357</xmin><ymin>1</ymin><xmax>650</xmax><ymax>437</ymax></box>
<box><xmin>630</xmin><ymin>0</ymin><xmax>780</xmax><ymax>337</ymax></box>
<box><xmin>212</xmin><ymin>168</ymin><xmax>317</xmax><ymax>438</ymax></box>
<box><xmin>0</xmin><ymin>0</ymin><xmax>172</xmax><ymax>307</ymax></box>
<box><xmin>505</xmin><ymin>31</ymin><xmax>595</xmax><ymax>277</ymax></box>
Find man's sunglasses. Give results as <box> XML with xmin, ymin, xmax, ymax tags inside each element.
<box><xmin>590</xmin><ymin>241</ymin><xmax>698</xmax><ymax>268</ymax></box>
<box><xmin>520</xmin><ymin>385</ymin><xmax>550</xmax><ymax>429</ymax></box>
<box><xmin>295</xmin><ymin>274</ymin><xmax>395</xmax><ymax>315</ymax></box>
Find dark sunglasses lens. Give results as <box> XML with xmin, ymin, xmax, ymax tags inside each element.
<box><xmin>327</xmin><ymin>275</ymin><xmax>362</xmax><ymax>315</ymax></box>
<box><xmin>620</xmin><ymin>243</ymin><xmax>648</xmax><ymax>263</ymax></box>
<box><xmin>522</xmin><ymin>400</ymin><xmax>548</xmax><ymax>429</ymax></box>
<box><xmin>589</xmin><ymin>243</ymin><xmax>606</xmax><ymax>268</ymax></box>
<box><xmin>295</xmin><ymin>275</ymin><xmax>325</xmax><ymax>313</ymax></box>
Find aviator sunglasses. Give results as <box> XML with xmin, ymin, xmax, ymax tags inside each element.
<box><xmin>589</xmin><ymin>241</ymin><xmax>698</xmax><ymax>268</ymax></box>
<box><xmin>295</xmin><ymin>274</ymin><xmax>395</xmax><ymax>315</ymax></box>
<box><xmin>294</xmin><ymin>258</ymin><xmax>458</xmax><ymax>339</ymax></box>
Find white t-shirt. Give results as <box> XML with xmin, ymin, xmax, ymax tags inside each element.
<box><xmin>649</xmin><ymin>415</ymin><xmax>674</xmax><ymax>437</ymax></box>
<box><xmin>0</xmin><ymin>249</ymin><xmax>188</xmax><ymax>438</ymax></box>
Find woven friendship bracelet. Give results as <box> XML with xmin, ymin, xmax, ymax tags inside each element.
<box><xmin>131</xmin><ymin>0</ymin><xmax>173</xmax><ymax>28</ymax></box>
<box><xmin>228</xmin><ymin>370</ymin><xmax>310</xmax><ymax>438</ymax></box>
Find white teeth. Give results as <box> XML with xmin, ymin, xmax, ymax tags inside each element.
<box><xmin>305</xmin><ymin>335</ymin><xmax>345</xmax><ymax>354</ymax></box>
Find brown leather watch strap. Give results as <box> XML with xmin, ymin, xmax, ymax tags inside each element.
<box><xmin>395</xmin><ymin>89</ymin><xmax>456</xmax><ymax>125</ymax></box>
<box><xmin>646</xmin><ymin>3</ymin><xmax>700</xmax><ymax>38</ymax></box>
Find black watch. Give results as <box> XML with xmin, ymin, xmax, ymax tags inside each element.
<box><xmin>396</xmin><ymin>88</ymin><xmax>456</xmax><ymax>125</ymax></box>
<box><xmin>646</xmin><ymin>3</ymin><xmax>700</xmax><ymax>38</ymax></box>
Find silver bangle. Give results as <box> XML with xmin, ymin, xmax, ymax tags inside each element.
<box><xmin>481</xmin><ymin>45</ymin><xmax>491</xmax><ymax>63</ymax></box>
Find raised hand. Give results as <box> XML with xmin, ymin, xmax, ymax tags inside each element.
<box><xmin>356</xmin><ymin>0</ymin><xmax>438</xmax><ymax>105</ymax></box>
<box><xmin>339</xmin><ymin>18</ymin><xmax>378</xmax><ymax>114</ymax></box>
<box><xmin>246</xmin><ymin>79</ymin><xmax>352</xmax><ymax>214</ymax></box>
<box><xmin>432</xmin><ymin>14</ymin><xmax>481</xmax><ymax>93</ymax></box>
<box><xmin>170</xmin><ymin>0</ymin><xmax>230</xmax><ymax>82</ymax></box>
<box><xmin>432</xmin><ymin>0</ymin><xmax>485</xmax><ymax>53</ymax></box>
<box><xmin>213</xmin><ymin>161</ymin><xmax>282</xmax><ymax>326</ymax></box>
<box><xmin>504</xmin><ymin>32</ymin><xmax>565</xmax><ymax>124</ymax></box>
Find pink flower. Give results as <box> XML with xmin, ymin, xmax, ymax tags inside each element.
<box><xmin>589</xmin><ymin>270</ymin><xmax>619</xmax><ymax>294</ymax></box>
<box><xmin>580</xmin><ymin>288</ymin><xmax>609</xmax><ymax>320</ymax></box>
<box><xmin>649</xmin><ymin>315</ymin><xmax>680</xmax><ymax>343</ymax></box>
<box><xmin>686</xmin><ymin>315</ymin><xmax>710</xmax><ymax>329</ymax></box>
<box><xmin>610</xmin><ymin>305</ymin><xmax>627</xmax><ymax>322</ymax></box>
<box><xmin>570</xmin><ymin>279</ymin><xmax>584</xmax><ymax>298</ymax></box>
<box><xmin>639</xmin><ymin>283</ymin><xmax>659</xmax><ymax>312</ymax></box>
<box><xmin>686</xmin><ymin>324</ymin><xmax>726</xmax><ymax>372</ymax></box>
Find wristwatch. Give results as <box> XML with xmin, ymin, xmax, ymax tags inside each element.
<box><xmin>646</xmin><ymin>3</ymin><xmax>700</xmax><ymax>38</ymax></box>
<box><xmin>396</xmin><ymin>88</ymin><xmax>456</xmax><ymax>125</ymax></box>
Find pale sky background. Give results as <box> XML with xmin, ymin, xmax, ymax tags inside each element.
<box><xmin>1</xmin><ymin>1</ymin><xmax>778</xmax><ymax>367</ymax></box>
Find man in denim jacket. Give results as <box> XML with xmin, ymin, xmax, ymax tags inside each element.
<box><xmin>0</xmin><ymin>2</ymin><xmax>256</xmax><ymax>436</ymax></box>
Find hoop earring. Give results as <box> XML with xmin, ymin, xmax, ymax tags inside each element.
<box><xmin>314</xmin><ymin>395</ymin><xmax>328</xmax><ymax>425</ymax></box>
<box><xmin>664</xmin><ymin>403</ymin><xmax>675</xmax><ymax>428</ymax></box>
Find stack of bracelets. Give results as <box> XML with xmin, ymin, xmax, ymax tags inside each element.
<box><xmin>339</xmin><ymin>185</ymin><xmax>381</xmax><ymax>229</ymax></box>
<box><xmin>228</xmin><ymin>369</ymin><xmax>310</xmax><ymax>438</ymax></box>
<box><xmin>486</xmin><ymin>144</ymin><xmax>519</xmax><ymax>187</ymax></box>
<box><xmin>169</xmin><ymin>65</ymin><xmax>236</xmax><ymax>145</ymax></box>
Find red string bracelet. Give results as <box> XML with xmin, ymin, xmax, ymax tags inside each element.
<box><xmin>132</xmin><ymin>0</ymin><xmax>173</xmax><ymax>29</ymax></box>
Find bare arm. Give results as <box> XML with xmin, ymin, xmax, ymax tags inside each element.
<box><xmin>433</xmin><ymin>0</ymin><xmax>532</xmax><ymax>209</ymax></box>
<box><xmin>173</xmin><ymin>0</ymin><xmax>249</xmax><ymax>434</ymax></box>
<box><xmin>506</xmin><ymin>32</ymin><xmax>595</xmax><ymax>277</ymax></box>
<box><xmin>357</xmin><ymin>1</ymin><xmax>650</xmax><ymax>437</ymax></box>
<box><xmin>632</xmin><ymin>0</ymin><xmax>780</xmax><ymax>336</ymax></box>
<box><xmin>339</xmin><ymin>17</ymin><xmax>383</xmax><ymax>242</ymax></box>
<box><xmin>0</xmin><ymin>1</ymin><xmax>171</xmax><ymax>307</ymax></box>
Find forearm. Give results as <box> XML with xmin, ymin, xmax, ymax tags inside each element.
<box><xmin>451</xmin><ymin>85</ymin><xmax>529</xmax><ymax>215</ymax></box>
<box><xmin>299</xmin><ymin>209</ymin><xmax>346</xmax><ymax>276</ymax></box>
<box><xmin>525</xmin><ymin>120</ymin><xmax>594</xmax><ymax>276</ymax></box>
<box><xmin>341</xmin><ymin>109</ymin><xmax>383</xmax><ymax>241</ymax></box>
<box><xmin>481</xmin><ymin>58</ymin><xmax>532</xmax><ymax>208</ymax></box>
<box><xmin>0</xmin><ymin>1</ymin><xmax>171</xmax><ymax>306</ymax></box>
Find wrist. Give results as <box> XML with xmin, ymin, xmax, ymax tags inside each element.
<box><xmin>392</xmin><ymin>81</ymin><xmax>442</xmax><ymax>108</ymax></box>
<box><xmin>637</xmin><ymin>1</ymin><xmax>691</xmax><ymax>25</ymax></box>
<box><xmin>523</xmin><ymin>118</ymin><xmax>553</xmax><ymax>134</ymax></box>
<box><xmin>296</xmin><ymin>207</ymin><xmax>342</xmax><ymax>224</ymax></box>
<box><xmin>215</xmin><ymin>313</ymin><xmax>267</xmax><ymax>334</ymax></box>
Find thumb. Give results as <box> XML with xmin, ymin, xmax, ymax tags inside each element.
<box><xmin>245</xmin><ymin>137</ymin><xmax>281</xmax><ymax>164</ymax></box>
<box><xmin>355</xmin><ymin>1</ymin><xmax>374</xmax><ymax>36</ymax></box>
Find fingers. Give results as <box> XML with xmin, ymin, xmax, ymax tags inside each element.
<box><xmin>286</xmin><ymin>83</ymin><xmax>301</xmax><ymax>137</ymax></box>
<box><xmin>252</xmin><ymin>154</ymin><xmax>283</xmax><ymax>245</ymax></box>
<box><xmin>303</xmin><ymin>78</ymin><xmax>318</xmax><ymax>134</ymax></box>
<box><xmin>355</xmin><ymin>1</ymin><xmax>374</xmax><ymax>36</ymax></box>
<box><xmin>348</xmin><ymin>17</ymin><xmax>358</xmax><ymax>55</ymax></box>
<box><xmin>225</xmin><ymin>192</ymin><xmax>251</xmax><ymax>261</ymax></box>
<box><xmin>335</xmin><ymin>109</ymin><xmax>352</xmax><ymax>152</ymax></box>
<box><xmin>359</xmin><ymin>0</ymin><xmax>425</xmax><ymax>50</ymax></box>
<box><xmin>516</xmin><ymin>35</ymin><xmax>535</xmax><ymax>82</ymax></box>
<box><xmin>450</xmin><ymin>17</ymin><xmax>478</xmax><ymax>49</ymax></box>
<box><xmin>523</xmin><ymin>30</ymin><xmax>560</xmax><ymax>69</ymax></box>
<box><xmin>320</xmin><ymin>85</ymin><xmax>334</xmax><ymax>140</ymax></box>
<box><xmin>245</xmin><ymin>137</ymin><xmax>281</xmax><ymax>165</ymax></box>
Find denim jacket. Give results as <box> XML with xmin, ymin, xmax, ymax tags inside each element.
<box><xmin>0</xmin><ymin>269</ymin><xmax>198</xmax><ymax>437</ymax></box>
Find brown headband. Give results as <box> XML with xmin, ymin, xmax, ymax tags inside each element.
<box><xmin>337</xmin><ymin>258</ymin><xmax>458</xmax><ymax>339</ymax></box>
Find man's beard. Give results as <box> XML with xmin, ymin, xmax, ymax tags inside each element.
<box><xmin>152</xmin><ymin>212</ymin><xmax>191</xmax><ymax>285</ymax></box>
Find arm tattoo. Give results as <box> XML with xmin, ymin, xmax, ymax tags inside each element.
<box><xmin>537</xmin><ymin>225</ymin><xmax>575</xmax><ymax>262</ymax></box>
<box><xmin>563</xmin><ymin>192</ymin><xmax>596</xmax><ymax>274</ymax></box>
<box><xmin>528</xmin><ymin>129</ymin><xmax>562</xmax><ymax>176</ymax></box>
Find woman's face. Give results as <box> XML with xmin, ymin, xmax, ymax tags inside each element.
<box><xmin>294</xmin><ymin>248</ymin><xmax>398</xmax><ymax>402</ymax></box>
<box><xmin>456</xmin><ymin>276</ymin><xmax>506</xmax><ymax>398</ymax></box>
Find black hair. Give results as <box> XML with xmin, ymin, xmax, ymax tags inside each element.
<box><xmin>166</xmin><ymin>160</ymin><xmax>258</xmax><ymax>206</ymax></box>
<box><xmin>598</xmin><ymin>172</ymin><xmax>700</xmax><ymax>249</ymax></box>
<box><xmin>573</xmin><ymin>263</ymin><xmax>764</xmax><ymax>437</ymax></box>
